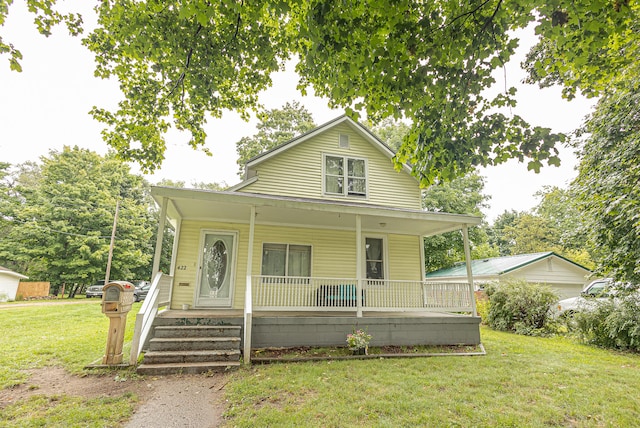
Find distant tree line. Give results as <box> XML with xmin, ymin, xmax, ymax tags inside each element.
<box><xmin>0</xmin><ymin>148</ymin><xmax>221</xmax><ymax>297</ymax></box>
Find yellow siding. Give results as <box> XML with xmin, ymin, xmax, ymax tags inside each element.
<box><xmin>252</xmin><ymin>225</ymin><xmax>357</xmax><ymax>278</ymax></box>
<box><xmin>239</xmin><ymin>122</ymin><xmax>422</xmax><ymax>209</ymax></box>
<box><xmin>388</xmin><ymin>234</ymin><xmax>423</xmax><ymax>281</ymax></box>
<box><xmin>171</xmin><ymin>220</ymin><xmax>423</xmax><ymax>307</ymax></box>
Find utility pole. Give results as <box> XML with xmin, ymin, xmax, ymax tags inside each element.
<box><xmin>104</xmin><ymin>200</ymin><xmax>120</xmax><ymax>284</ymax></box>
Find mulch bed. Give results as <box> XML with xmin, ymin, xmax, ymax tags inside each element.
<box><xmin>250</xmin><ymin>344</ymin><xmax>485</xmax><ymax>363</ymax></box>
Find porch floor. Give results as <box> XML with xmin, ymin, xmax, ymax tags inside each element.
<box><xmin>157</xmin><ymin>309</ymin><xmax>469</xmax><ymax>319</ymax></box>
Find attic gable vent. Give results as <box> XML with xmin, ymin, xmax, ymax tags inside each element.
<box><xmin>339</xmin><ymin>134</ymin><xmax>350</xmax><ymax>148</ymax></box>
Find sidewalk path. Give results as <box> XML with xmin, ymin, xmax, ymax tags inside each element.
<box><xmin>124</xmin><ymin>374</ymin><xmax>227</xmax><ymax>428</ymax></box>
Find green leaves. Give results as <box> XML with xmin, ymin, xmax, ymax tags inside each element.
<box><xmin>523</xmin><ymin>0</ymin><xmax>638</xmax><ymax>99</ymax></box>
<box><xmin>0</xmin><ymin>0</ymin><xmax>83</xmax><ymax>71</ymax></box>
<box><xmin>3</xmin><ymin>0</ymin><xmax>636</xmax><ymax>186</ymax></box>
<box><xmin>572</xmin><ymin>63</ymin><xmax>640</xmax><ymax>283</ymax></box>
<box><xmin>422</xmin><ymin>172</ymin><xmax>496</xmax><ymax>272</ymax></box>
<box><xmin>235</xmin><ymin>101</ymin><xmax>316</xmax><ymax>175</ymax></box>
<box><xmin>82</xmin><ymin>0</ymin><xmax>296</xmax><ymax>173</ymax></box>
<box><xmin>0</xmin><ymin>148</ymin><xmax>154</xmax><ymax>285</ymax></box>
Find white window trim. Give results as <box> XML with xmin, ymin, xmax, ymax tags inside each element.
<box><xmin>362</xmin><ymin>234</ymin><xmax>389</xmax><ymax>281</ymax></box>
<box><xmin>260</xmin><ymin>242</ymin><xmax>313</xmax><ymax>277</ymax></box>
<box><xmin>322</xmin><ymin>153</ymin><xmax>369</xmax><ymax>199</ymax></box>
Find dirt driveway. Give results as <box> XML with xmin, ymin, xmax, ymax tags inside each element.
<box><xmin>0</xmin><ymin>367</ymin><xmax>229</xmax><ymax>427</ymax></box>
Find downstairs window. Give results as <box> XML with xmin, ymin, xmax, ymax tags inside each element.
<box><xmin>261</xmin><ymin>243</ymin><xmax>312</xmax><ymax>277</ymax></box>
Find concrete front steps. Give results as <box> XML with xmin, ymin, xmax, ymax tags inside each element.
<box><xmin>137</xmin><ymin>324</ymin><xmax>242</xmax><ymax>375</ymax></box>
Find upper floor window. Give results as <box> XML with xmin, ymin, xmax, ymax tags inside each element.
<box><xmin>324</xmin><ymin>154</ymin><xmax>367</xmax><ymax>197</ymax></box>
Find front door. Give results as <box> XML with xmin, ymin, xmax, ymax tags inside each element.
<box><xmin>195</xmin><ymin>231</ymin><xmax>237</xmax><ymax>308</ymax></box>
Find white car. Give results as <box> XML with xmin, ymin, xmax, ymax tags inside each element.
<box><xmin>555</xmin><ymin>279</ymin><xmax>613</xmax><ymax>317</ymax></box>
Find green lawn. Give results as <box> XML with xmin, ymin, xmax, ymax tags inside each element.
<box><xmin>0</xmin><ymin>301</ymin><xmax>141</xmax><ymax>427</ymax></box>
<box><xmin>1</xmin><ymin>302</ymin><xmax>639</xmax><ymax>427</ymax></box>
<box><xmin>223</xmin><ymin>327</ymin><xmax>640</xmax><ymax>427</ymax></box>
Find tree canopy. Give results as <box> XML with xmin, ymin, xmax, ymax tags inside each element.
<box><xmin>422</xmin><ymin>172</ymin><xmax>497</xmax><ymax>272</ymax></box>
<box><xmin>0</xmin><ymin>147</ymin><xmax>154</xmax><ymax>292</ymax></box>
<box><xmin>235</xmin><ymin>101</ymin><xmax>316</xmax><ymax>175</ymax></box>
<box><xmin>4</xmin><ymin>1</ymin><xmax>636</xmax><ymax>184</ymax></box>
<box><xmin>487</xmin><ymin>187</ymin><xmax>593</xmax><ymax>269</ymax></box>
<box><xmin>572</xmin><ymin>64</ymin><xmax>640</xmax><ymax>282</ymax></box>
<box><xmin>368</xmin><ymin>118</ymin><xmax>411</xmax><ymax>152</ymax></box>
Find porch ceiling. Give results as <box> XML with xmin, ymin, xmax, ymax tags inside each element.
<box><xmin>151</xmin><ymin>187</ymin><xmax>481</xmax><ymax>236</ymax></box>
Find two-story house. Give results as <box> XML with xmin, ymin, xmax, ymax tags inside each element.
<box><xmin>131</xmin><ymin>115</ymin><xmax>482</xmax><ymax>373</ymax></box>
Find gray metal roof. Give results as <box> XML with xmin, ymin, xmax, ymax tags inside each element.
<box><xmin>425</xmin><ymin>252</ymin><xmax>592</xmax><ymax>278</ymax></box>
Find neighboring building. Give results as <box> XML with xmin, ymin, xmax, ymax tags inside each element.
<box><xmin>132</xmin><ymin>115</ymin><xmax>483</xmax><ymax>371</ymax></box>
<box><xmin>425</xmin><ymin>252</ymin><xmax>593</xmax><ymax>299</ymax></box>
<box><xmin>0</xmin><ymin>266</ymin><xmax>28</xmax><ymax>302</ymax></box>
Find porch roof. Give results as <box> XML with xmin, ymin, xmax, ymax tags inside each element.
<box><xmin>151</xmin><ymin>186</ymin><xmax>481</xmax><ymax>237</ymax></box>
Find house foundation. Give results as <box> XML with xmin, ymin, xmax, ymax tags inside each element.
<box><xmin>151</xmin><ymin>310</ymin><xmax>481</xmax><ymax>349</ymax></box>
<box><xmin>251</xmin><ymin>314</ymin><xmax>481</xmax><ymax>348</ymax></box>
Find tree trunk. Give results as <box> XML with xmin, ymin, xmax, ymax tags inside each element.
<box><xmin>68</xmin><ymin>284</ymin><xmax>80</xmax><ymax>298</ymax></box>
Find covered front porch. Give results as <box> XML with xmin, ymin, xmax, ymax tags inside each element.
<box><xmin>130</xmin><ymin>187</ymin><xmax>482</xmax><ymax>365</ymax></box>
<box><xmin>131</xmin><ymin>272</ymin><xmax>481</xmax><ymax>365</ymax></box>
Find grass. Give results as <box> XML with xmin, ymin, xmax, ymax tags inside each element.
<box><xmin>2</xmin><ymin>303</ymin><xmax>640</xmax><ymax>427</ymax></box>
<box><xmin>0</xmin><ymin>301</ymin><xmax>141</xmax><ymax>387</ymax></box>
<box><xmin>0</xmin><ymin>300</ymin><xmax>141</xmax><ymax>427</ymax></box>
<box><xmin>224</xmin><ymin>327</ymin><xmax>640</xmax><ymax>427</ymax></box>
<box><xmin>0</xmin><ymin>394</ymin><xmax>137</xmax><ymax>428</ymax></box>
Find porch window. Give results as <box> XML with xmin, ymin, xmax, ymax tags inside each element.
<box><xmin>365</xmin><ymin>237</ymin><xmax>384</xmax><ymax>280</ymax></box>
<box><xmin>324</xmin><ymin>154</ymin><xmax>367</xmax><ymax>197</ymax></box>
<box><xmin>261</xmin><ymin>243</ymin><xmax>311</xmax><ymax>277</ymax></box>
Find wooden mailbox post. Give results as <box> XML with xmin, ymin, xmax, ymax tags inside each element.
<box><xmin>101</xmin><ymin>281</ymin><xmax>134</xmax><ymax>365</ymax></box>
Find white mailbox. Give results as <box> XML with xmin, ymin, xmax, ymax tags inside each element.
<box><xmin>101</xmin><ymin>281</ymin><xmax>134</xmax><ymax>314</ymax></box>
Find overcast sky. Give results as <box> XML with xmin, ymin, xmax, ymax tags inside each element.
<box><xmin>0</xmin><ymin>2</ymin><xmax>595</xmax><ymax>222</ymax></box>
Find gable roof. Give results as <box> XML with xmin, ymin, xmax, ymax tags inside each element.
<box><xmin>230</xmin><ymin>115</ymin><xmax>414</xmax><ymax>191</ymax></box>
<box><xmin>0</xmin><ymin>266</ymin><xmax>28</xmax><ymax>279</ymax></box>
<box><xmin>425</xmin><ymin>252</ymin><xmax>592</xmax><ymax>279</ymax></box>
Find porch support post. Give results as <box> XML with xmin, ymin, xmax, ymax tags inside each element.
<box><xmin>355</xmin><ymin>214</ymin><xmax>363</xmax><ymax>318</ymax></box>
<box><xmin>243</xmin><ymin>205</ymin><xmax>256</xmax><ymax>364</ymax></box>
<box><xmin>419</xmin><ymin>235</ymin><xmax>426</xmax><ymax>279</ymax></box>
<box><xmin>462</xmin><ymin>224</ymin><xmax>477</xmax><ymax>316</ymax></box>
<box><xmin>152</xmin><ymin>197</ymin><xmax>168</xmax><ymax>278</ymax></box>
<box><xmin>420</xmin><ymin>235</ymin><xmax>427</xmax><ymax>306</ymax></box>
<box><xmin>169</xmin><ymin>218</ymin><xmax>181</xmax><ymax>276</ymax></box>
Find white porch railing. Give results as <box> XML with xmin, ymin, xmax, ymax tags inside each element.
<box><xmin>130</xmin><ymin>272</ymin><xmax>173</xmax><ymax>365</ymax></box>
<box><xmin>252</xmin><ymin>276</ymin><xmax>475</xmax><ymax>314</ymax></box>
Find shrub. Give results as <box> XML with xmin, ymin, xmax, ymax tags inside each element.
<box><xmin>484</xmin><ymin>280</ymin><xmax>558</xmax><ymax>336</ymax></box>
<box><xmin>574</xmin><ymin>294</ymin><xmax>640</xmax><ymax>351</ymax></box>
<box><xmin>475</xmin><ymin>290</ymin><xmax>489</xmax><ymax>324</ymax></box>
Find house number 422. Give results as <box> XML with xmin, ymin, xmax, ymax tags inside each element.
<box><xmin>176</xmin><ymin>265</ymin><xmax>187</xmax><ymax>271</ymax></box>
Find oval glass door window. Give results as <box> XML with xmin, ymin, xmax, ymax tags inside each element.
<box><xmin>206</xmin><ymin>240</ymin><xmax>228</xmax><ymax>291</ymax></box>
